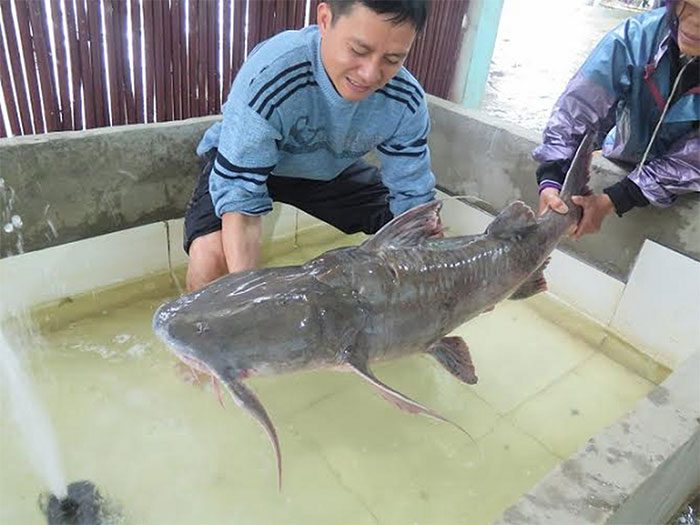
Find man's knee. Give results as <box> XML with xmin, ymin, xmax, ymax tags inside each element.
<box><xmin>186</xmin><ymin>232</ymin><xmax>227</xmax><ymax>291</ymax></box>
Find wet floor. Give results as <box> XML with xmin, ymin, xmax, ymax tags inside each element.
<box><xmin>1</xmin><ymin>230</ymin><xmax>666</xmax><ymax>524</ymax></box>
<box><xmin>483</xmin><ymin>0</ymin><xmax>631</xmax><ymax>131</ymax></box>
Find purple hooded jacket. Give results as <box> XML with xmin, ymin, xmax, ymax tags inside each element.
<box><xmin>534</xmin><ymin>6</ymin><xmax>699</xmax><ymax>215</ymax></box>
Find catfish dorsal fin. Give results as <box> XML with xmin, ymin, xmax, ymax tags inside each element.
<box><xmin>486</xmin><ymin>201</ymin><xmax>537</xmax><ymax>239</ymax></box>
<box><xmin>361</xmin><ymin>200</ymin><xmax>443</xmax><ymax>251</ymax></box>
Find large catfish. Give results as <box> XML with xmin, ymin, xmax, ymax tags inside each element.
<box><xmin>153</xmin><ymin>134</ymin><xmax>593</xmax><ymax>488</ymax></box>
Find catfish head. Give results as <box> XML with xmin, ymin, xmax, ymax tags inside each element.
<box><xmin>153</xmin><ymin>266</ymin><xmax>361</xmax><ymax>378</ymax></box>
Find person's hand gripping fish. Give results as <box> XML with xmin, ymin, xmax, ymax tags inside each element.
<box><xmin>537</xmin><ymin>148</ymin><xmax>612</xmax><ymax>239</ymax></box>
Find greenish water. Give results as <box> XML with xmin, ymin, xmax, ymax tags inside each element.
<box><xmin>0</xmin><ymin>232</ymin><xmax>667</xmax><ymax>524</ymax></box>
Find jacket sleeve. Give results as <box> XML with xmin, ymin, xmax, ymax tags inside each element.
<box><xmin>533</xmin><ymin>18</ymin><xmax>642</xmax><ymax>190</ymax></box>
<box><xmin>377</xmin><ymin>101</ymin><xmax>436</xmax><ymax>217</ymax></box>
<box><xmin>604</xmin><ymin>129</ymin><xmax>700</xmax><ymax>213</ymax></box>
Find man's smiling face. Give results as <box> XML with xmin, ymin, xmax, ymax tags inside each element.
<box><xmin>318</xmin><ymin>2</ymin><xmax>417</xmax><ymax>102</ymax></box>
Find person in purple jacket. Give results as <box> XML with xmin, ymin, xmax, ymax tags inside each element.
<box><xmin>535</xmin><ymin>0</ymin><xmax>699</xmax><ymax>239</ymax></box>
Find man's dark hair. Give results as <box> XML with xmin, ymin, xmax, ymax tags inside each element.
<box><xmin>327</xmin><ymin>1</ymin><xmax>430</xmax><ymax>32</ymax></box>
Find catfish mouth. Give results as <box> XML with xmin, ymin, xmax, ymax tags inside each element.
<box><xmin>153</xmin><ymin>310</ymin><xmax>228</xmax><ymax>389</ymax></box>
<box><xmin>170</xmin><ymin>350</ymin><xmax>229</xmax><ymax>406</ymax></box>
<box><xmin>176</xmin><ymin>353</ymin><xmax>215</xmax><ymax>378</ymax></box>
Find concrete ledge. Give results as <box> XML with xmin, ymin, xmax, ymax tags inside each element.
<box><xmin>0</xmin><ymin>117</ymin><xmax>216</xmax><ymax>257</ymax></box>
<box><xmin>609</xmin><ymin>429</ymin><xmax>699</xmax><ymax>525</ymax></box>
<box><xmin>495</xmin><ymin>351</ymin><xmax>700</xmax><ymax>525</ymax></box>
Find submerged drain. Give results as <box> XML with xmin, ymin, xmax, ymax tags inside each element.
<box><xmin>39</xmin><ymin>480</ymin><xmax>120</xmax><ymax>525</ymax></box>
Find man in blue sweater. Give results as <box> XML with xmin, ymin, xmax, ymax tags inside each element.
<box><xmin>185</xmin><ymin>0</ymin><xmax>436</xmax><ymax>290</ymax></box>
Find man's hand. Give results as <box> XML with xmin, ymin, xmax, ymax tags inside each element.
<box><xmin>570</xmin><ymin>193</ymin><xmax>614</xmax><ymax>239</ymax></box>
<box><xmin>538</xmin><ymin>187</ymin><xmax>569</xmax><ymax>216</ymax></box>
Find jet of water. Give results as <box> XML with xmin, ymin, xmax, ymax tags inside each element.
<box><xmin>0</xmin><ymin>328</ymin><xmax>67</xmax><ymax>499</ymax></box>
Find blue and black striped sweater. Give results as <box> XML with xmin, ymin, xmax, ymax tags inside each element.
<box><xmin>197</xmin><ymin>25</ymin><xmax>436</xmax><ymax>218</ymax></box>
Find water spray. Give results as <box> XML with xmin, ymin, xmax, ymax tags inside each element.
<box><xmin>0</xmin><ymin>330</ymin><xmax>119</xmax><ymax>524</ymax></box>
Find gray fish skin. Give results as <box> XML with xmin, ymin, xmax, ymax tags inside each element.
<box><xmin>153</xmin><ymin>135</ymin><xmax>593</xmax><ymax>487</ymax></box>
<box><xmin>153</xmin><ymin>196</ymin><xmax>578</xmax><ymax>378</ymax></box>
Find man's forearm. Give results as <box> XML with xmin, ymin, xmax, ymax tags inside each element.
<box><xmin>221</xmin><ymin>212</ymin><xmax>262</xmax><ymax>274</ymax></box>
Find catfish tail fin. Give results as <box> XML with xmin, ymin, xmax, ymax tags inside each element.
<box><xmin>560</xmin><ymin>132</ymin><xmax>595</xmax><ymax>201</ymax></box>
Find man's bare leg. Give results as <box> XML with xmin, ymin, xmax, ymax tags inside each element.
<box><xmin>186</xmin><ymin>231</ymin><xmax>228</xmax><ymax>291</ymax></box>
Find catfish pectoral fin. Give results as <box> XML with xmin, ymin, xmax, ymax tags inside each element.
<box><xmin>427</xmin><ymin>336</ymin><xmax>478</xmax><ymax>385</ymax></box>
<box><xmin>509</xmin><ymin>258</ymin><xmax>550</xmax><ymax>300</ymax></box>
<box><xmin>217</xmin><ymin>368</ymin><xmax>283</xmax><ymax>491</ymax></box>
<box><xmin>347</xmin><ymin>354</ymin><xmax>475</xmax><ymax>446</ymax></box>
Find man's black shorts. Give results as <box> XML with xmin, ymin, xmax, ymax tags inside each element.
<box><xmin>183</xmin><ymin>150</ymin><xmax>393</xmax><ymax>254</ymax></box>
